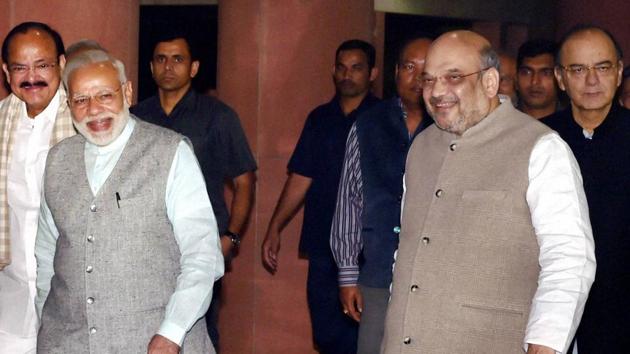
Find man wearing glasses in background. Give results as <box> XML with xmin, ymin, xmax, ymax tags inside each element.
<box><xmin>542</xmin><ymin>25</ymin><xmax>630</xmax><ymax>353</ymax></box>
<box><xmin>381</xmin><ymin>30</ymin><xmax>595</xmax><ymax>354</ymax></box>
<box><xmin>0</xmin><ymin>22</ymin><xmax>75</xmax><ymax>353</ymax></box>
<box><xmin>515</xmin><ymin>39</ymin><xmax>561</xmax><ymax>119</ymax></box>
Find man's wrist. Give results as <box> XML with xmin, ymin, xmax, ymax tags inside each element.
<box><xmin>338</xmin><ymin>265</ymin><xmax>360</xmax><ymax>286</ymax></box>
<box><xmin>221</xmin><ymin>230</ymin><xmax>241</xmax><ymax>247</ymax></box>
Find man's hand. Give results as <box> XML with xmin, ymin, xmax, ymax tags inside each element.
<box><xmin>526</xmin><ymin>343</ymin><xmax>555</xmax><ymax>354</ymax></box>
<box><xmin>339</xmin><ymin>286</ymin><xmax>363</xmax><ymax>322</ymax></box>
<box><xmin>220</xmin><ymin>235</ymin><xmax>234</xmax><ymax>258</ymax></box>
<box><xmin>262</xmin><ymin>230</ymin><xmax>281</xmax><ymax>273</ymax></box>
<box><xmin>147</xmin><ymin>334</ymin><xmax>179</xmax><ymax>354</ymax></box>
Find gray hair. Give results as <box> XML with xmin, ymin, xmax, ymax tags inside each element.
<box><xmin>65</xmin><ymin>39</ymin><xmax>106</xmax><ymax>60</ymax></box>
<box><xmin>62</xmin><ymin>49</ymin><xmax>127</xmax><ymax>89</ymax></box>
<box><xmin>480</xmin><ymin>45</ymin><xmax>501</xmax><ymax>71</ymax></box>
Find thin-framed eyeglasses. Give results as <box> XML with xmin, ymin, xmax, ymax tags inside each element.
<box><xmin>421</xmin><ymin>67</ymin><xmax>490</xmax><ymax>89</ymax></box>
<box><xmin>69</xmin><ymin>86</ymin><xmax>123</xmax><ymax>109</ymax></box>
<box><xmin>559</xmin><ymin>62</ymin><xmax>617</xmax><ymax>79</ymax></box>
<box><xmin>8</xmin><ymin>62</ymin><xmax>57</xmax><ymax>75</ymax></box>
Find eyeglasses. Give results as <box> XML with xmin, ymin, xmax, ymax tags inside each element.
<box><xmin>421</xmin><ymin>67</ymin><xmax>490</xmax><ymax>89</ymax></box>
<box><xmin>8</xmin><ymin>62</ymin><xmax>57</xmax><ymax>75</ymax></box>
<box><xmin>70</xmin><ymin>86</ymin><xmax>122</xmax><ymax>109</ymax></box>
<box><xmin>559</xmin><ymin>62</ymin><xmax>617</xmax><ymax>78</ymax></box>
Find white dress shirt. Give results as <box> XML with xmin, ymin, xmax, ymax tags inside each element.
<box><xmin>35</xmin><ymin>117</ymin><xmax>224</xmax><ymax>346</ymax></box>
<box><xmin>0</xmin><ymin>90</ymin><xmax>59</xmax><ymax>344</ymax></box>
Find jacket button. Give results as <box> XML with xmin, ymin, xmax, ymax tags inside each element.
<box><xmin>422</xmin><ymin>237</ymin><xmax>430</xmax><ymax>245</ymax></box>
<box><xmin>89</xmin><ymin>327</ymin><xmax>97</xmax><ymax>334</ymax></box>
<box><xmin>403</xmin><ymin>337</ymin><xmax>411</xmax><ymax>344</ymax></box>
<box><xmin>393</xmin><ymin>226</ymin><xmax>401</xmax><ymax>234</ymax></box>
<box><xmin>86</xmin><ymin>265</ymin><xmax>93</xmax><ymax>273</ymax></box>
<box><xmin>435</xmin><ymin>189</ymin><xmax>443</xmax><ymax>197</ymax></box>
<box><xmin>90</xmin><ymin>204</ymin><xmax>97</xmax><ymax>212</ymax></box>
<box><xmin>87</xmin><ymin>235</ymin><xmax>94</xmax><ymax>242</ymax></box>
<box><xmin>450</xmin><ymin>143</ymin><xmax>457</xmax><ymax>151</ymax></box>
<box><xmin>410</xmin><ymin>284</ymin><xmax>419</xmax><ymax>292</ymax></box>
<box><xmin>87</xmin><ymin>297</ymin><xmax>94</xmax><ymax>304</ymax></box>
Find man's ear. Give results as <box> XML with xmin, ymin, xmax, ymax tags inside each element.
<box><xmin>150</xmin><ymin>61</ymin><xmax>154</xmax><ymax>76</ymax></box>
<box><xmin>58</xmin><ymin>54</ymin><xmax>66</xmax><ymax>71</ymax></box>
<box><xmin>369</xmin><ymin>67</ymin><xmax>379</xmax><ymax>82</ymax></box>
<box><xmin>483</xmin><ymin>67</ymin><xmax>500</xmax><ymax>97</ymax></box>
<box><xmin>554</xmin><ymin>67</ymin><xmax>567</xmax><ymax>92</ymax></box>
<box><xmin>2</xmin><ymin>63</ymin><xmax>10</xmax><ymax>85</ymax></box>
<box><xmin>615</xmin><ymin>59</ymin><xmax>624</xmax><ymax>88</ymax></box>
<box><xmin>190</xmin><ymin>60</ymin><xmax>200</xmax><ymax>79</ymax></box>
<box><xmin>123</xmin><ymin>81</ymin><xmax>133</xmax><ymax>106</ymax></box>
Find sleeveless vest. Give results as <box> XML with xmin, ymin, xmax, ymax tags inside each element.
<box><xmin>38</xmin><ymin>120</ymin><xmax>213</xmax><ymax>354</ymax></box>
<box><xmin>382</xmin><ymin>102</ymin><xmax>551</xmax><ymax>353</ymax></box>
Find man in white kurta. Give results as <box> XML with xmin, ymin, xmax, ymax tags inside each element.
<box><xmin>0</xmin><ymin>22</ymin><xmax>75</xmax><ymax>353</ymax></box>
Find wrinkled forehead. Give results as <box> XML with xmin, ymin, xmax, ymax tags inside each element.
<box><xmin>424</xmin><ymin>40</ymin><xmax>482</xmax><ymax>74</ymax></box>
<box><xmin>68</xmin><ymin>62</ymin><xmax>120</xmax><ymax>91</ymax></box>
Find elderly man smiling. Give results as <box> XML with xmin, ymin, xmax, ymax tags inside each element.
<box><xmin>34</xmin><ymin>50</ymin><xmax>223</xmax><ymax>354</ymax></box>
<box><xmin>381</xmin><ymin>30</ymin><xmax>595</xmax><ymax>354</ymax></box>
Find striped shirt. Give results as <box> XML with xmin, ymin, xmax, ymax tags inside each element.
<box><xmin>330</xmin><ymin>98</ymin><xmax>408</xmax><ymax>287</ymax></box>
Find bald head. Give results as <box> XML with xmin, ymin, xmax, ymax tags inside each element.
<box><xmin>421</xmin><ymin>31</ymin><xmax>501</xmax><ymax>135</ymax></box>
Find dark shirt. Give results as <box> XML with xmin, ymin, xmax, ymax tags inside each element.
<box><xmin>288</xmin><ymin>94</ymin><xmax>380</xmax><ymax>257</ymax></box>
<box><xmin>131</xmin><ymin>90</ymin><xmax>257</xmax><ymax>234</ymax></box>
<box><xmin>541</xmin><ymin>105</ymin><xmax>630</xmax><ymax>351</ymax></box>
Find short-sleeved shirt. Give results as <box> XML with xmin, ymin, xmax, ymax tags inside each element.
<box><xmin>131</xmin><ymin>89</ymin><xmax>257</xmax><ymax>234</ymax></box>
<box><xmin>288</xmin><ymin>94</ymin><xmax>379</xmax><ymax>256</ymax></box>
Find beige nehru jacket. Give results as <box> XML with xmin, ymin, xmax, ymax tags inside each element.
<box><xmin>382</xmin><ymin>102</ymin><xmax>551</xmax><ymax>353</ymax></box>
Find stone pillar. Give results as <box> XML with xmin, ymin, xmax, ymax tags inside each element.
<box><xmin>217</xmin><ymin>0</ymin><xmax>376</xmax><ymax>352</ymax></box>
<box><xmin>0</xmin><ymin>0</ymin><xmax>139</xmax><ymax>100</ymax></box>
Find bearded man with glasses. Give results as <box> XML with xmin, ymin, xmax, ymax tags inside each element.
<box><xmin>542</xmin><ymin>25</ymin><xmax>629</xmax><ymax>353</ymax></box>
<box><xmin>381</xmin><ymin>30</ymin><xmax>595</xmax><ymax>354</ymax></box>
<box><xmin>0</xmin><ymin>22</ymin><xmax>75</xmax><ymax>353</ymax></box>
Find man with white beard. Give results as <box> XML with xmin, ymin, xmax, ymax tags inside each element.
<box><xmin>34</xmin><ymin>49</ymin><xmax>224</xmax><ymax>354</ymax></box>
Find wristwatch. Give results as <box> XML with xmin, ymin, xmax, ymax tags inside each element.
<box><xmin>223</xmin><ymin>230</ymin><xmax>241</xmax><ymax>247</ymax></box>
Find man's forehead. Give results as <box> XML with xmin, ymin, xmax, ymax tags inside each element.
<box><xmin>9</xmin><ymin>29</ymin><xmax>56</xmax><ymax>54</ymax></box>
<box><xmin>561</xmin><ymin>30</ymin><xmax>617</xmax><ymax>62</ymax></box>
<box><xmin>521</xmin><ymin>54</ymin><xmax>555</xmax><ymax>67</ymax></box>
<box><xmin>154</xmin><ymin>39</ymin><xmax>191</xmax><ymax>56</ymax></box>
<box><xmin>336</xmin><ymin>49</ymin><xmax>367</xmax><ymax>63</ymax></box>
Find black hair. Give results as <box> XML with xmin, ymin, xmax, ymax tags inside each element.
<box><xmin>395</xmin><ymin>34</ymin><xmax>433</xmax><ymax>65</ymax></box>
<box><xmin>2</xmin><ymin>21</ymin><xmax>65</xmax><ymax>64</ymax></box>
<box><xmin>556</xmin><ymin>24</ymin><xmax>623</xmax><ymax>66</ymax></box>
<box><xmin>335</xmin><ymin>39</ymin><xmax>376</xmax><ymax>71</ymax></box>
<box><xmin>517</xmin><ymin>39</ymin><xmax>557</xmax><ymax>68</ymax></box>
<box><xmin>151</xmin><ymin>29</ymin><xmax>199</xmax><ymax>61</ymax></box>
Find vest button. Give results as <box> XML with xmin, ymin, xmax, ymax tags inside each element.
<box><xmin>410</xmin><ymin>284</ymin><xmax>419</xmax><ymax>292</ymax></box>
<box><xmin>403</xmin><ymin>336</ymin><xmax>411</xmax><ymax>344</ymax></box>
<box><xmin>87</xmin><ymin>235</ymin><xmax>94</xmax><ymax>242</ymax></box>
<box><xmin>422</xmin><ymin>237</ymin><xmax>430</xmax><ymax>245</ymax></box>
<box><xmin>86</xmin><ymin>265</ymin><xmax>93</xmax><ymax>273</ymax></box>
<box><xmin>393</xmin><ymin>226</ymin><xmax>401</xmax><ymax>234</ymax></box>
<box><xmin>90</xmin><ymin>204</ymin><xmax>97</xmax><ymax>212</ymax></box>
<box><xmin>89</xmin><ymin>327</ymin><xmax>97</xmax><ymax>334</ymax></box>
<box><xmin>450</xmin><ymin>143</ymin><xmax>457</xmax><ymax>151</ymax></box>
<box><xmin>435</xmin><ymin>189</ymin><xmax>443</xmax><ymax>197</ymax></box>
<box><xmin>87</xmin><ymin>297</ymin><xmax>94</xmax><ymax>304</ymax></box>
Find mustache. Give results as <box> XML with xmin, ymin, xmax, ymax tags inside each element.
<box><xmin>429</xmin><ymin>95</ymin><xmax>457</xmax><ymax>105</ymax></box>
<box><xmin>19</xmin><ymin>81</ymin><xmax>48</xmax><ymax>89</ymax></box>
